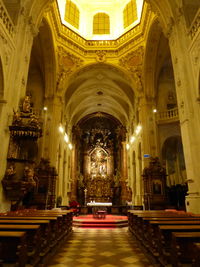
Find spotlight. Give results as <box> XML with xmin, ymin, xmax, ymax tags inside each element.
<box><xmin>64</xmin><ymin>133</ymin><xmax>69</xmax><ymax>143</ymax></box>
<box><xmin>126</xmin><ymin>143</ymin><xmax>130</xmax><ymax>150</ymax></box>
<box><xmin>130</xmin><ymin>136</ymin><xmax>135</xmax><ymax>143</ymax></box>
<box><xmin>59</xmin><ymin>125</ymin><xmax>64</xmax><ymax>133</ymax></box>
<box><xmin>135</xmin><ymin>125</ymin><xmax>142</xmax><ymax>135</ymax></box>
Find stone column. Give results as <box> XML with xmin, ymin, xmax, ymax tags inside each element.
<box><xmin>138</xmin><ymin>96</ymin><xmax>158</xmax><ymax>166</ymax></box>
<box><xmin>42</xmin><ymin>95</ymin><xmax>63</xmax><ymax>164</ymax></box>
<box><xmin>167</xmin><ymin>16</ymin><xmax>200</xmax><ymax>213</ymax></box>
<box><xmin>70</xmin><ymin>127</ymin><xmax>81</xmax><ymax>201</ymax></box>
<box><xmin>134</xmin><ymin>96</ymin><xmax>157</xmax><ymax>206</ymax></box>
<box><xmin>120</xmin><ymin>141</ymin><xmax>128</xmax><ymax>203</ymax></box>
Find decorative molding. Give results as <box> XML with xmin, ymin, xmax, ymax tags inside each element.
<box><xmin>163</xmin><ymin>17</ymin><xmax>175</xmax><ymax>39</ymax></box>
<box><xmin>56</xmin><ymin>46</ymin><xmax>84</xmax><ymax>90</ymax></box>
<box><xmin>119</xmin><ymin>46</ymin><xmax>144</xmax><ymax>91</ymax></box>
<box><xmin>95</xmin><ymin>50</ymin><xmax>106</xmax><ymax>62</ymax></box>
<box><xmin>48</xmin><ymin>2</ymin><xmax>151</xmax><ymax>59</ymax></box>
<box><xmin>188</xmin><ymin>8</ymin><xmax>200</xmax><ymax>41</ymax></box>
<box><xmin>28</xmin><ymin>16</ymin><xmax>39</xmax><ymax>37</ymax></box>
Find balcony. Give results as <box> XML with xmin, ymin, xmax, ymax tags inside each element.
<box><xmin>156</xmin><ymin>108</ymin><xmax>179</xmax><ymax>124</ymax></box>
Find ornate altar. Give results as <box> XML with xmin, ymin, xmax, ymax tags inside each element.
<box><xmin>84</xmin><ymin>175</ymin><xmax>113</xmax><ymax>202</ymax></box>
<box><xmin>2</xmin><ymin>96</ymin><xmax>42</xmax><ymax>205</ymax></box>
<box><xmin>143</xmin><ymin>157</ymin><xmax>167</xmax><ymax>210</ymax></box>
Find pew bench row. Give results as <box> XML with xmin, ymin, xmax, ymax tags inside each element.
<box><xmin>0</xmin><ymin>210</ymin><xmax>73</xmax><ymax>266</ymax></box>
<box><xmin>128</xmin><ymin>210</ymin><xmax>200</xmax><ymax>267</ymax></box>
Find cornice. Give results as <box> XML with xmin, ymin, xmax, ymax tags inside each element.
<box><xmin>46</xmin><ymin>2</ymin><xmax>151</xmax><ymax>59</ymax></box>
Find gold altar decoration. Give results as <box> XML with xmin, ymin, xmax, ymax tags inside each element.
<box><xmin>84</xmin><ymin>175</ymin><xmax>113</xmax><ymax>202</ymax></box>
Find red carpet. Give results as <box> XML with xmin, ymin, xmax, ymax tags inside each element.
<box><xmin>73</xmin><ymin>214</ymin><xmax>128</xmax><ymax>228</ymax></box>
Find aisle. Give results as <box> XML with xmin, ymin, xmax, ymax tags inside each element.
<box><xmin>48</xmin><ymin>228</ymin><xmax>154</xmax><ymax>267</ymax></box>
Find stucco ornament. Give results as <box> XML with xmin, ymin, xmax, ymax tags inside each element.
<box><xmin>119</xmin><ymin>46</ymin><xmax>144</xmax><ymax>91</ymax></box>
<box><xmin>96</xmin><ymin>50</ymin><xmax>107</xmax><ymax>62</ymax></box>
<box><xmin>57</xmin><ymin>46</ymin><xmax>84</xmax><ymax>91</ymax></box>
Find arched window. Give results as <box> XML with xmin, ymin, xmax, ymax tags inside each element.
<box><xmin>93</xmin><ymin>13</ymin><xmax>110</xmax><ymax>34</ymax></box>
<box><xmin>65</xmin><ymin>0</ymin><xmax>80</xmax><ymax>29</ymax></box>
<box><xmin>123</xmin><ymin>0</ymin><xmax>138</xmax><ymax>29</ymax></box>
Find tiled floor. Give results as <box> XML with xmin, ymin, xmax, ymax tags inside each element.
<box><xmin>48</xmin><ymin>228</ymin><xmax>155</xmax><ymax>267</ymax></box>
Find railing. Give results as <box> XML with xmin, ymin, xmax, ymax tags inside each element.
<box><xmin>156</xmin><ymin>107</ymin><xmax>179</xmax><ymax>123</ymax></box>
<box><xmin>0</xmin><ymin>1</ymin><xmax>14</xmax><ymax>37</ymax></box>
<box><xmin>52</xmin><ymin>2</ymin><xmax>149</xmax><ymax>55</ymax></box>
<box><xmin>60</xmin><ymin>17</ymin><xmax>142</xmax><ymax>50</ymax></box>
<box><xmin>189</xmin><ymin>8</ymin><xmax>200</xmax><ymax>40</ymax></box>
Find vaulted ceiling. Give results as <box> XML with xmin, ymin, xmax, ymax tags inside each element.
<box><xmin>64</xmin><ymin>64</ymin><xmax>135</xmax><ymax>126</ymax></box>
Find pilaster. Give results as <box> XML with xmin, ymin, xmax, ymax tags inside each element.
<box><xmin>168</xmin><ymin>15</ymin><xmax>200</xmax><ymax>213</ymax></box>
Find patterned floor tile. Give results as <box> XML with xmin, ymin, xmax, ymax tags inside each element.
<box><xmin>120</xmin><ymin>256</ymin><xmax>141</xmax><ymax>264</ymax></box>
<box><xmin>99</xmin><ymin>251</ymin><xmax>116</xmax><ymax>257</ymax></box>
<box><xmin>49</xmin><ymin>227</ymin><xmax>154</xmax><ymax>267</ymax></box>
<box><xmin>77</xmin><ymin>257</ymin><xmax>95</xmax><ymax>263</ymax></box>
<box><xmin>99</xmin><ymin>264</ymin><xmax>117</xmax><ymax>267</ymax></box>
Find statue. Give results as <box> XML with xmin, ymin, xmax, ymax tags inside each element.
<box><xmin>22</xmin><ymin>95</ymin><xmax>31</xmax><ymax>113</ymax></box>
<box><xmin>24</xmin><ymin>166</ymin><xmax>36</xmax><ymax>185</ymax></box>
<box><xmin>29</xmin><ymin>114</ymin><xmax>39</xmax><ymax>128</ymax></box>
<box><xmin>5</xmin><ymin>164</ymin><xmax>16</xmax><ymax>179</ymax></box>
<box><xmin>13</xmin><ymin>110</ymin><xmax>22</xmax><ymax>125</ymax></box>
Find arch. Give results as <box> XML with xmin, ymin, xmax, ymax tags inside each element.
<box><xmin>26</xmin><ymin>17</ymin><xmax>56</xmax><ymax>115</ymax></box>
<box><xmin>143</xmin><ymin>18</ymin><xmax>163</xmax><ymax>98</ymax></box>
<box><xmin>38</xmin><ymin>18</ymin><xmax>57</xmax><ymax>97</ymax></box>
<box><xmin>144</xmin><ymin>0</ymin><xmax>177</xmax><ymax>32</ymax></box>
<box><xmin>28</xmin><ymin>0</ymin><xmax>55</xmax><ymax>29</ymax></box>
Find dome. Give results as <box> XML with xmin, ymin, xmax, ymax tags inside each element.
<box><xmin>57</xmin><ymin>0</ymin><xmax>144</xmax><ymax>40</ymax></box>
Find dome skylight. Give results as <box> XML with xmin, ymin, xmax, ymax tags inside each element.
<box><xmin>57</xmin><ymin>0</ymin><xmax>144</xmax><ymax>40</ymax></box>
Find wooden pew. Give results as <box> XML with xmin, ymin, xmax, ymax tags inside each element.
<box><xmin>158</xmin><ymin>225</ymin><xmax>200</xmax><ymax>266</ymax></box>
<box><xmin>0</xmin><ymin>218</ymin><xmax>52</xmax><ymax>264</ymax></box>
<box><xmin>171</xmin><ymin>232</ymin><xmax>200</xmax><ymax>267</ymax></box>
<box><xmin>192</xmin><ymin>242</ymin><xmax>200</xmax><ymax>267</ymax></box>
<box><xmin>128</xmin><ymin>210</ymin><xmax>200</xmax><ymax>267</ymax></box>
<box><xmin>0</xmin><ymin>231</ymin><xmax>27</xmax><ymax>267</ymax></box>
<box><xmin>0</xmin><ymin>210</ymin><xmax>73</xmax><ymax>265</ymax></box>
<box><xmin>129</xmin><ymin>211</ymin><xmax>196</xmax><ymax>245</ymax></box>
<box><xmin>144</xmin><ymin>219</ymin><xmax>200</xmax><ymax>256</ymax></box>
<box><xmin>0</xmin><ymin>224</ymin><xmax>41</xmax><ymax>266</ymax></box>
